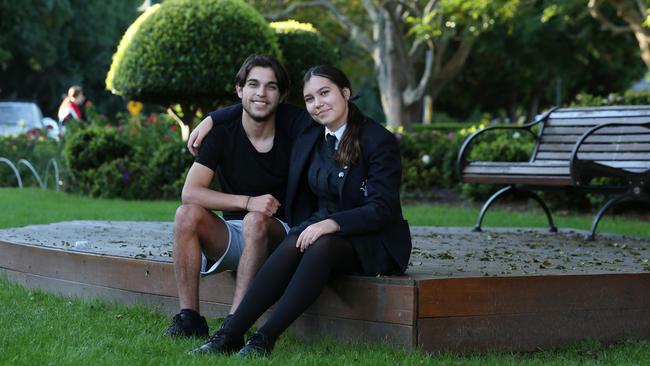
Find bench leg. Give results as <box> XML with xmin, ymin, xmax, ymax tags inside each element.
<box><xmin>587</xmin><ymin>193</ymin><xmax>650</xmax><ymax>241</ymax></box>
<box><xmin>519</xmin><ymin>190</ymin><xmax>558</xmax><ymax>233</ymax></box>
<box><xmin>475</xmin><ymin>186</ymin><xmax>557</xmax><ymax>233</ymax></box>
<box><xmin>474</xmin><ymin>186</ymin><xmax>515</xmax><ymax>232</ymax></box>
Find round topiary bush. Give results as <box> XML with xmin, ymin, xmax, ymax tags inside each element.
<box><xmin>106</xmin><ymin>0</ymin><xmax>280</xmax><ymax>126</ymax></box>
<box><xmin>270</xmin><ymin>20</ymin><xmax>339</xmax><ymax>104</ymax></box>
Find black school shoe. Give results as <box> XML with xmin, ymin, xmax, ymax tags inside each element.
<box><xmin>165</xmin><ymin>311</ymin><xmax>209</xmax><ymax>338</ymax></box>
<box><xmin>190</xmin><ymin>315</ymin><xmax>244</xmax><ymax>355</ymax></box>
<box><xmin>238</xmin><ymin>332</ymin><xmax>274</xmax><ymax>357</ymax></box>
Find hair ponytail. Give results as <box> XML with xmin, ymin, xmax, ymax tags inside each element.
<box><xmin>335</xmin><ymin>101</ymin><xmax>365</xmax><ymax>166</ymax></box>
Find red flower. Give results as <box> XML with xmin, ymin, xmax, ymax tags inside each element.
<box><xmin>170</xmin><ymin>124</ymin><xmax>178</xmax><ymax>132</ymax></box>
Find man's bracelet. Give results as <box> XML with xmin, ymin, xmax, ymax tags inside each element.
<box><xmin>245</xmin><ymin>196</ymin><xmax>251</xmax><ymax>211</ymax></box>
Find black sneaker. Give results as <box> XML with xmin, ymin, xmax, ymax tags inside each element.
<box><xmin>238</xmin><ymin>332</ymin><xmax>273</xmax><ymax>357</ymax></box>
<box><xmin>165</xmin><ymin>311</ymin><xmax>209</xmax><ymax>338</ymax></box>
<box><xmin>190</xmin><ymin>316</ymin><xmax>243</xmax><ymax>355</ymax></box>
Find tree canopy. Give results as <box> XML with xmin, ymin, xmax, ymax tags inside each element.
<box><xmin>270</xmin><ymin>20</ymin><xmax>339</xmax><ymax>104</ymax></box>
<box><xmin>106</xmin><ymin>0</ymin><xmax>280</xmax><ymax>128</ymax></box>
<box><xmin>437</xmin><ymin>1</ymin><xmax>645</xmax><ymax>122</ymax></box>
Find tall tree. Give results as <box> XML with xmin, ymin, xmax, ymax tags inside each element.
<box><xmin>588</xmin><ymin>0</ymin><xmax>650</xmax><ymax>69</ymax></box>
<box><xmin>266</xmin><ymin>0</ymin><xmax>518</xmax><ymax>128</ymax></box>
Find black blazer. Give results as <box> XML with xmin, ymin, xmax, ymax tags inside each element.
<box><xmin>285</xmin><ymin>118</ymin><xmax>412</xmax><ymax>275</ymax></box>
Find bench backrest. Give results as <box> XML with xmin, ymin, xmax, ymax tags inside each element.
<box><xmin>534</xmin><ymin>106</ymin><xmax>650</xmax><ymax>173</ymax></box>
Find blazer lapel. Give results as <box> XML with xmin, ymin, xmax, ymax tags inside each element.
<box><xmin>286</xmin><ymin>123</ymin><xmax>322</xmax><ymax>211</ymax></box>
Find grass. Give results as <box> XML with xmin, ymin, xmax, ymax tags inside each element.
<box><xmin>1</xmin><ymin>187</ymin><xmax>649</xmax><ymax>364</ymax></box>
<box><xmin>3</xmin><ymin>188</ymin><xmax>648</xmax><ymax>237</ymax></box>
<box><xmin>403</xmin><ymin>205</ymin><xmax>650</xmax><ymax>237</ymax></box>
<box><xmin>1</xmin><ymin>277</ymin><xmax>649</xmax><ymax>365</ymax></box>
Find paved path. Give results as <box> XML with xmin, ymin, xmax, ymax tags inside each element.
<box><xmin>0</xmin><ymin>221</ymin><xmax>648</xmax><ymax>277</ymax></box>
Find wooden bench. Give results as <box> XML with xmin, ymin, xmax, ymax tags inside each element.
<box><xmin>456</xmin><ymin>105</ymin><xmax>650</xmax><ymax>240</ymax></box>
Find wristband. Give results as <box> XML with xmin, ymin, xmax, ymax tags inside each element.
<box><xmin>245</xmin><ymin>196</ymin><xmax>251</xmax><ymax>211</ymax></box>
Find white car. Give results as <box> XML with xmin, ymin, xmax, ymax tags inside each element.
<box><xmin>0</xmin><ymin>101</ymin><xmax>61</xmax><ymax>140</ymax></box>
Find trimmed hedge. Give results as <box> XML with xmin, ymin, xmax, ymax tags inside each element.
<box><xmin>571</xmin><ymin>90</ymin><xmax>650</xmax><ymax>107</ymax></box>
<box><xmin>60</xmin><ymin>110</ymin><xmax>192</xmax><ymax>199</ymax></box>
<box><xmin>106</xmin><ymin>0</ymin><xmax>280</xmax><ymax>109</ymax></box>
<box><xmin>270</xmin><ymin>20</ymin><xmax>339</xmax><ymax>104</ymax></box>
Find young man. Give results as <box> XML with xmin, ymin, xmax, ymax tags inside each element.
<box><xmin>166</xmin><ymin>55</ymin><xmax>299</xmax><ymax>338</ymax></box>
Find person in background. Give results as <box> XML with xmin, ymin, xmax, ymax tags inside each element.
<box><xmin>57</xmin><ymin>85</ymin><xmax>85</xmax><ymax>124</ymax></box>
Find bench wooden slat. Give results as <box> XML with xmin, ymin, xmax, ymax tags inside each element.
<box><xmin>462</xmin><ymin>175</ymin><xmax>572</xmax><ymax>185</ymax></box>
<box><xmin>464</xmin><ymin>164</ymin><xmax>570</xmax><ymax>176</ymax></box>
<box><xmin>542</xmin><ymin>134</ymin><xmax>650</xmax><ymax>143</ymax></box>
<box><xmin>545</xmin><ymin>116</ymin><xmax>650</xmax><ymax>126</ymax></box>
<box><xmin>536</xmin><ymin>152</ymin><xmax>650</xmax><ymax>161</ymax></box>
<box><xmin>552</xmin><ymin>107</ymin><xmax>650</xmax><ymax>118</ymax></box>
<box><xmin>537</xmin><ymin>143</ymin><xmax>650</xmax><ymax>152</ymax></box>
<box><xmin>593</xmin><ymin>161</ymin><xmax>650</xmax><ymax>170</ymax></box>
<box><xmin>543</xmin><ymin>126</ymin><xmax>650</xmax><ymax>135</ymax></box>
<box><xmin>468</xmin><ymin>161</ymin><xmax>569</xmax><ymax>167</ymax></box>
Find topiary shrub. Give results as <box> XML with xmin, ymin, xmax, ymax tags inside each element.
<box><xmin>270</xmin><ymin>20</ymin><xmax>339</xmax><ymax>104</ymax></box>
<box><xmin>106</xmin><ymin>0</ymin><xmax>280</xmax><ymax>128</ymax></box>
<box><xmin>63</xmin><ymin>126</ymin><xmax>133</xmax><ymax>197</ymax></box>
<box><xmin>139</xmin><ymin>140</ymin><xmax>193</xmax><ymax>200</ymax></box>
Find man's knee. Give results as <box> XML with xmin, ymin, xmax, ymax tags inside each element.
<box><xmin>242</xmin><ymin>212</ymin><xmax>274</xmax><ymax>239</ymax></box>
<box><xmin>174</xmin><ymin>204</ymin><xmax>207</xmax><ymax>237</ymax></box>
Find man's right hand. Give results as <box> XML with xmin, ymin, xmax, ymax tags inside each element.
<box><xmin>187</xmin><ymin>116</ymin><xmax>214</xmax><ymax>156</ymax></box>
<box><xmin>246</xmin><ymin>194</ymin><xmax>280</xmax><ymax>216</ymax></box>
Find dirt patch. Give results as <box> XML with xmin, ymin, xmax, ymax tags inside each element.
<box><xmin>0</xmin><ymin>221</ymin><xmax>648</xmax><ymax>279</ymax></box>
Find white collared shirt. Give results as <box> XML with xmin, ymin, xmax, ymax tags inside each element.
<box><xmin>324</xmin><ymin>123</ymin><xmax>347</xmax><ymax>150</ymax></box>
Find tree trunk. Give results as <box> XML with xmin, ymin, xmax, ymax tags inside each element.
<box><xmin>589</xmin><ymin>0</ymin><xmax>650</xmax><ymax>69</ymax></box>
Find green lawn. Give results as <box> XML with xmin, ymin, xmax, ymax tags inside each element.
<box><xmin>1</xmin><ymin>277</ymin><xmax>649</xmax><ymax>365</ymax></box>
<box><xmin>2</xmin><ymin>188</ymin><xmax>648</xmax><ymax>237</ymax></box>
<box><xmin>1</xmin><ymin>187</ymin><xmax>649</xmax><ymax>364</ymax></box>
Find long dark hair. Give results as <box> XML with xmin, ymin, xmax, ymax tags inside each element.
<box><xmin>303</xmin><ymin>65</ymin><xmax>366</xmax><ymax>166</ymax></box>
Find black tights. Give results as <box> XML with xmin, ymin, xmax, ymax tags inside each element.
<box><xmin>226</xmin><ymin>233</ymin><xmax>361</xmax><ymax>343</ymax></box>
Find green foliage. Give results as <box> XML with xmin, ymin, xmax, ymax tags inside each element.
<box><xmin>0</xmin><ymin>134</ymin><xmax>63</xmax><ymax>188</ymax></box>
<box><xmin>396</xmin><ymin>120</ymin><xmax>535</xmax><ymax>199</ymax></box>
<box><xmin>460</xmin><ymin>130</ymin><xmax>536</xmax><ymax>200</ymax></box>
<box><xmin>408</xmin><ymin>0</ymin><xmax>520</xmax><ymax>39</ymax></box>
<box><xmin>63</xmin><ymin>126</ymin><xmax>133</xmax><ymax>197</ymax></box>
<box><xmin>571</xmin><ymin>90</ymin><xmax>650</xmax><ymax>107</ymax></box>
<box><xmin>61</xmin><ymin>111</ymin><xmax>192</xmax><ymax>200</ymax></box>
<box><xmin>270</xmin><ymin>20</ymin><xmax>339</xmax><ymax>104</ymax></box>
<box><xmin>0</xmin><ymin>0</ymin><xmax>140</xmax><ymax>117</ymax></box>
<box><xmin>107</xmin><ymin>0</ymin><xmax>280</xmax><ymax>125</ymax></box>
<box><xmin>397</xmin><ymin>129</ymin><xmax>464</xmax><ymax>195</ymax></box>
<box><xmin>64</xmin><ymin>127</ymin><xmax>131</xmax><ymax>172</ymax></box>
<box><xmin>437</xmin><ymin>1</ymin><xmax>645</xmax><ymax>121</ymax></box>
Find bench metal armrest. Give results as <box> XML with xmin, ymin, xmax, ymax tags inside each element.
<box><xmin>455</xmin><ymin>107</ymin><xmax>557</xmax><ymax>180</ymax></box>
<box><xmin>570</xmin><ymin>121</ymin><xmax>650</xmax><ymax>184</ymax></box>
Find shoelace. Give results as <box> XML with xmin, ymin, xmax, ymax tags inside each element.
<box><xmin>207</xmin><ymin>328</ymin><xmax>227</xmax><ymax>343</ymax></box>
<box><xmin>170</xmin><ymin>313</ymin><xmax>183</xmax><ymax>327</ymax></box>
<box><xmin>246</xmin><ymin>333</ymin><xmax>267</xmax><ymax>347</ymax></box>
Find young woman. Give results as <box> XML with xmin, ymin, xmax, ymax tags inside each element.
<box><xmin>193</xmin><ymin>65</ymin><xmax>412</xmax><ymax>357</ymax></box>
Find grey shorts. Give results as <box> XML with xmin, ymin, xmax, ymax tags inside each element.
<box><xmin>200</xmin><ymin>216</ymin><xmax>290</xmax><ymax>276</ymax></box>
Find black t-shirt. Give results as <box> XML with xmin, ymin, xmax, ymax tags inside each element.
<box><xmin>195</xmin><ymin>117</ymin><xmax>291</xmax><ymax>221</ymax></box>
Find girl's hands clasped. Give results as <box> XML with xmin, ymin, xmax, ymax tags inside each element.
<box><xmin>296</xmin><ymin>219</ymin><xmax>340</xmax><ymax>252</ymax></box>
